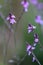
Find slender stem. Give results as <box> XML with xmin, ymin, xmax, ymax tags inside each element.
<box><xmin>32</xmin><ymin>52</ymin><xmax>41</xmax><ymax>65</ymax></box>
<box><xmin>26</xmin><ymin>42</ymin><xmax>41</xmax><ymax>65</ymax></box>
<box><xmin>20</xmin><ymin>54</ymin><xmax>27</xmax><ymax>62</ymax></box>
<box><xmin>17</xmin><ymin>54</ymin><xmax>27</xmax><ymax>65</ymax></box>
<box><xmin>3</xmin><ymin>31</ymin><xmax>11</xmax><ymax>65</ymax></box>
<box><xmin>17</xmin><ymin>52</ymin><xmax>41</xmax><ymax>65</ymax></box>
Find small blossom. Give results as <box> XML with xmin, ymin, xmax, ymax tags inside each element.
<box><xmin>35</xmin><ymin>15</ymin><xmax>41</xmax><ymax>24</ymax></box>
<box><xmin>33</xmin><ymin>33</ymin><xmax>39</xmax><ymax>46</ymax></box>
<box><xmin>6</xmin><ymin>13</ymin><xmax>16</xmax><ymax>24</ymax></box>
<box><xmin>32</xmin><ymin>56</ymin><xmax>36</xmax><ymax>62</ymax></box>
<box><xmin>26</xmin><ymin>43</ymin><xmax>35</xmax><ymax>55</ymax></box>
<box><xmin>35</xmin><ymin>15</ymin><xmax>43</xmax><ymax>25</ymax></box>
<box><xmin>29</xmin><ymin>0</ymin><xmax>38</xmax><ymax>5</ymax></box>
<box><xmin>34</xmin><ymin>34</ymin><xmax>39</xmax><ymax>43</ymax></box>
<box><xmin>27</xmin><ymin>24</ymin><xmax>36</xmax><ymax>33</ymax></box>
<box><xmin>21</xmin><ymin>0</ymin><xmax>29</xmax><ymax>12</ymax></box>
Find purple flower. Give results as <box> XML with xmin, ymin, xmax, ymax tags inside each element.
<box><xmin>27</xmin><ymin>24</ymin><xmax>36</xmax><ymax>33</ymax></box>
<box><xmin>21</xmin><ymin>0</ymin><xmax>29</xmax><ymax>12</ymax></box>
<box><xmin>33</xmin><ymin>33</ymin><xmax>39</xmax><ymax>46</ymax></box>
<box><xmin>35</xmin><ymin>15</ymin><xmax>41</xmax><ymax>24</ymax></box>
<box><xmin>35</xmin><ymin>15</ymin><xmax>43</xmax><ymax>25</ymax></box>
<box><xmin>26</xmin><ymin>43</ymin><xmax>35</xmax><ymax>55</ymax></box>
<box><xmin>29</xmin><ymin>0</ymin><xmax>38</xmax><ymax>5</ymax></box>
<box><xmin>6</xmin><ymin>13</ymin><xmax>16</xmax><ymax>24</ymax></box>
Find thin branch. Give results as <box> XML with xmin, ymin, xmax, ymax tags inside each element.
<box><xmin>17</xmin><ymin>54</ymin><xmax>27</xmax><ymax>65</ymax></box>
<box><xmin>15</xmin><ymin>9</ymin><xmax>24</xmax><ymax>32</ymax></box>
<box><xmin>20</xmin><ymin>54</ymin><xmax>27</xmax><ymax>62</ymax></box>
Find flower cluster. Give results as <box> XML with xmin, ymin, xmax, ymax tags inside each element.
<box><xmin>27</xmin><ymin>24</ymin><xmax>36</xmax><ymax>33</ymax></box>
<box><xmin>26</xmin><ymin>23</ymin><xmax>39</xmax><ymax>62</ymax></box>
<box><xmin>21</xmin><ymin>0</ymin><xmax>38</xmax><ymax>12</ymax></box>
<box><xmin>5</xmin><ymin>0</ymin><xmax>43</xmax><ymax>65</ymax></box>
<box><xmin>35</xmin><ymin>15</ymin><xmax>43</xmax><ymax>25</ymax></box>
<box><xmin>21</xmin><ymin>0</ymin><xmax>29</xmax><ymax>12</ymax></box>
<box><xmin>26</xmin><ymin>42</ymin><xmax>36</xmax><ymax>62</ymax></box>
<box><xmin>6</xmin><ymin>13</ymin><xmax>16</xmax><ymax>24</ymax></box>
<box><xmin>26</xmin><ymin>43</ymin><xmax>35</xmax><ymax>55</ymax></box>
<box><xmin>21</xmin><ymin>0</ymin><xmax>43</xmax><ymax>26</ymax></box>
<box><xmin>21</xmin><ymin>0</ymin><xmax>42</xmax><ymax>64</ymax></box>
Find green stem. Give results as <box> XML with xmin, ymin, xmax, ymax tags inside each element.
<box><xmin>17</xmin><ymin>54</ymin><xmax>27</xmax><ymax>65</ymax></box>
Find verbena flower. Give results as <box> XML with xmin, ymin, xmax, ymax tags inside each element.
<box><xmin>6</xmin><ymin>13</ymin><xmax>16</xmax><ymax>24</ymax></box>
<box><xmin>27</xmin><ymin>24</ymin><xmax>36</xmax><ymax>33</ymax></box>
<box><xmin>35</xmin><ymin>15</ymin><xmax>41</xmax><ymax>24</ymax></box>
<box><xmin>33</xmin><ymin>33</ymin><xmax>39</xmax><ymax>46</ymax></box>
<box><xmin>26</xmin><ymin>43</ymin><xmax>35</xmax><ymax>55</ymax></box>
<box><xmin>29</xmin><ymin>0</ymin><xmax>38</xmax><ymax>5</ymax></box>
<box><xmin>35</xmin><ymin>15</ymin><xmax>43</xmax><ymax>25</ymax></box>
<box><xmin>21</xmin><ymin>0</ymin><xmax>29</xmax><ymax>12</ymax></box>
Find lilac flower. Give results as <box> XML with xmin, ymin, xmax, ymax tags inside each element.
<box><xmin>29</xmin><ymin>0</ymin><xmax>38</xmax><ymax>5</ymax></box>
<box><xmin>27</xmin><ymin>24</ymin><xmax>36</xmax><ymax>33</ymax></box>
<box><xmin>26</xmin><ymin>43</ymin><xmax>35</xmax><ymax>55</ymax></box>
<box><xmin>33</xmin><ymin>33</ymin><xmax>39</xmax><ymax>46</ymax></box>
<box><xmin>6</xmin><ymin>13</ymin><xmax>16</xmax><ymax>24</ymax></box>
<box><xmin>35</xmin><ymin>15</ymin><xmax>43</xmax><ymax>25</ymax></box>
<box><xmin>21</xmin><ymin>0</ymin><xmax>29</xmax><ymax>12</ymax></box>
<box><xmin>32</xmin><ymin>56</ymin><xmax>36</xmax><ymax>62</ymax></box>
<box><xmin>35</xmin><ymin>15</ymin><xmax>41</xmax><ymax>24</ymax></box>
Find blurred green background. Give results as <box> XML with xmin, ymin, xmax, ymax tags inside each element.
<box><xmin>0</xmin><ymin>0</ymin><xmax>43</xmax><ymax>65</ymax></box>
